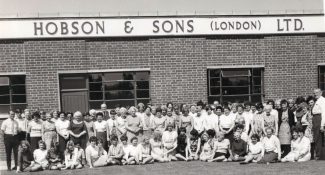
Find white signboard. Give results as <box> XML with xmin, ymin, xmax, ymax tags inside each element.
<box><xmin>0</xmin><ymin>16</ymin><xmax>324</xmax><ymax>39</ymax></box>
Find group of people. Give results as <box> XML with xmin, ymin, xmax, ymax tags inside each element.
<box><xmin>1</xmin><ymin>88</ymin><xmax>325</xmax><ymax>173</ymax></box>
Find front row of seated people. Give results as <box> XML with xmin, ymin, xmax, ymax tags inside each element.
<box><xmin>16</xmin><ymin>124</ymin><xmax>311</xmax><ymax>172</ymax></box>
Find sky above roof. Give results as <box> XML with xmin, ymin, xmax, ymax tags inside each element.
<box><xmin>0</xmin><ymin>0</ymin><xmax>323</xmax><ymax>17</ymax></box>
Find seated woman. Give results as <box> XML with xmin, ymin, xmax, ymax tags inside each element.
<box><xmin>240</xmin><ymin>134</ymin><xmax>263</xmax><ymax>164</ymax></box>
<box><xmin>140</xmin><ymin>136</ymin><xmax>154</xmax><ymax>164</ymax></box>
<box><xmin>62</xmin><ymin>140</ymin><xmax>83</xmax><ymax>170</ymax></box>
<box><xmin>16</xmin><ymin>141</ymin><xmax>33</xmax><ymax>173</ymax></box>
<box><xmin>30</xmin><ymin>140</ymin><xmax>49</xmax><ymax>172</ymax></box>
<box><xmin>162</xmin><ymin>124</ymin><xmax>178</xmax><ymax>161</ymax></box>
<box><xmin>259</xmin><ymin>127</ymin><xmax>281</xmax><ymax>164</ymax></box>
<box><xmin>124</xmin><ymin>137</ymin><xmax>142</xmax><ymax>165</ymax></box>
<box><xmin>200</xmin><ymin>130</ymin><xmax>216</xmax><ymax>162</ymax></box>
<box><xmin>75</xmin><ymin>143</ymin><xmax>86</xmax><ymax>167</ymax></box>
<box><xmin>107</xmin><ymin>135</ymin><xmax>124</xmax><ymax>165</ymax></box>
<box><xmin>85</xmin><ymin>136</ymin><xmax>108</xmax><ymax>168</ymax></box>
<box><xmin>150</xmin><ymin>132</ymin><xmax>166</xmax><ymax>162</ymax></box>
<box><xmin>46</xmin><ymin>142</ymin><xmax>64</xmax><ymax>170</ymax></box>
<box><xmin>229</xmin><ymin>131</ymin><xmax>247</xmax><ymax>162</ymax></box>
<box><xmin>209</xmin><ymin>132</ymin><xmax>230</xmax><ymax>162</ymax></box>
<box><xmin>175</xmin><ymin>127</ymin><xmax>188</xmax><ymax>161</ymax></box>
<box><xmin>187</xmin><ymin>129</ymin><xmax>201</xmax><ymax>161</ymax></box>
<box><xmin>281</xmin><ymin>126</ymin><xmax>311</xmax><ymax>162</ymax></box>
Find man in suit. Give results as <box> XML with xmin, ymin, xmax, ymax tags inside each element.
<box><xmin>101</xmin><ymin>103</ymin><xmax>110</xmax><ymax>121</ymax></box>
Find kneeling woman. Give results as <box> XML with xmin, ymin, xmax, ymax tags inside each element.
<box><xmin>162</xmin><ymin>124</ymin><xmax>178</xmax><ymax>161</ymax></box>
<box><xmin>85</xmin><ymin>137</ymin><xmax>108</xmax><ymax>168</ymax></box>
<box><xmin>281</xmin><ymin>126</ymin><xmax>311</xmax><ymax>162</ymax></box>
<box><xmin>30</xmin><ymin>140</ymin><xmax>49</xmax><ymax>172</ymax></box>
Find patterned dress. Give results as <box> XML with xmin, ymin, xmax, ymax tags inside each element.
<box><xmin>42</xmin><ymin>120</ymin><xmax>57</xmax><ymax>150</ymax></box>
<box><xmin>251</xmin><ymin>112</ymin><xmax>265</xmax><ymax>138</ymax></box>
<box><xmin>304</xmin><ymin>112</ymin><xmax>314</xmax><ymax>143</ymax></box>
<box><xmin>264</xmin><ymin>114</ymin><xmax>276</xmax><ymax>133</ymax></box>
<box><xmin>279</xmin><ymin>111</ymin><xmax>291</xmax><ymax>145</ymax></box>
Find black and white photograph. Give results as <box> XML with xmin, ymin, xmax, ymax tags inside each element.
<box><xmin>0</xmin><ymin>0</ymin><xmax>325</xmax><ymax>174</ymax></box>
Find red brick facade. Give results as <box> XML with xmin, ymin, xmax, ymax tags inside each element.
<box><xmin>0</xmin><ymin>34</ymin><xmax>325</xmax><ymax>160</ymax></box>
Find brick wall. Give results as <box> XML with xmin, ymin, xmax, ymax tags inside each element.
<box><xmin>0</xmin><ymin>34</ymin><xmax>325</xmax><ymax>159</ymax></box>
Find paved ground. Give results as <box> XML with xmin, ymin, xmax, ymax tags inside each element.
<box><xmin>1</xmin><ymin>161</ymin><xmax>325</xmax><ymax>175</ymax></box>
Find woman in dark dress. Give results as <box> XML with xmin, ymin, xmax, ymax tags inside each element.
<box><xmin>16</xmin><ymin>141</ymin><xmax>33</xmax><ymax>173</ymax></box>
<box><xmin>175</xmin><ymin>127</ymin><xmax>188</xmax><ymax>161</ymax></box>
<box><xmin>69</xmin><ymin>111</ymin><xmax>87</xmax><ymax>150</ymax></box>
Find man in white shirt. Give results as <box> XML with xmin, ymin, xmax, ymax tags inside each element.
<box><xmin>312</xmin><ymin>88</ymin><xmax>325</xmax><ymax>160</ymax></box>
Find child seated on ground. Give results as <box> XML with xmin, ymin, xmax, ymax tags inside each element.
<box><xmin>62</xmin><ymin>140</ymin><xmax>83</xmax><ymax>170</ymax></box>
<box><xmin>47</xmin><ymin>142</ymin><xmax>64</xmax><ymax>170</ymax></box>
<box><xmin>209</xmin><ymin>132</ymin><xmax>230</xmax><ymax>162</ymax></box>
<box><xmin>200</xmin><ymin>130</ymin><xmax>216</xmax><ymax>162</ymax></box>
<box><xmin>107</xmin><ymin>135</ymin><xmax>124</xmax><ymax>165</ymax></box>
<box><xmin>229</xmin><ymin>132</ymin><xmax>247</xmax><ymax>162</ymax></box>
<box><xmin>187</xmin><ymin>129</ymin><xmax>201</xmax><ymax>161</ymax></box>
<box><xmin>240</xmin><ymin>134</ymin><xmax>263</xmax><ymax>164</ymax></box>
<box><xmin>175</xmin><ymin>127</ymin><xmax>188</xmax><ymax>161</ymax></box>
<box><xmin>30</xmin><ymin>140</ymin><xmax>48</xmax><ymax>172</ymax></box>
<box><xmin>140</xmin><ymin>136</ymin><xmax>154</xmax><ymax>164</ymax></box>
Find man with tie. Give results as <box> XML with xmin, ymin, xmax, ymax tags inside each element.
<box><xmin>1</xmin><ymin>110</ymin><xmax>19</xmax><ymax>171</ymax></box>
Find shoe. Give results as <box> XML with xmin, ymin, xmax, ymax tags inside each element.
<box><xmin>12</xmin><ymin>166</ymin><xmax>17</xmax><ymax>170</ymax></box>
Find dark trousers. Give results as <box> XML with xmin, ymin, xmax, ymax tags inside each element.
<box><xmin>30</xmin><ymin>137</ymin><xmax>42</xmax><ymax>153</ymax></box>
<box><xmin>311</xmin><ymin>142</ymin><xmax>315</xmax><ymax>159</ymax></box>
<box><xmin>17</xmin><ymin>131</ymin><xmax>27</xmax><ymax>143</ymax></box>
<box><xmin>4</xmin><ymin>134</ymin><xmax>19</xmax><ymax>170</ymax></box>
<box><xmin>312</xmin><ymin>114</ymin><xmax>322</xmax><ymax>158</ymax></box>
<box><xmin>281</xmin><ymin>144</ymin><xmax>291</xmax><ymax>158</ymax></box>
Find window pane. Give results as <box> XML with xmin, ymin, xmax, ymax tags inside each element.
<box><xmin>0</xmin><ymin>86</ymin><xmax>10</xmax><ymax>95</ymax></box>
<box><xmin>12</xmin><ymin>95</ymin><xmax>26</xmax><ymax>103</ymax></box>
<box><xmin>320</xmin><ymin>83</ymin><xmax>325</xmax><ymax>91</ymax></box>
<box><xmin>0</xmin><ymin>95</ymin><xmax>10</xmax><ymax>104</ymax></box>
<box><xmin>12</xmin><ymin>85</ymin><xmax>26</xmax><ymax>94</ymax></box>
<box><xmin>12</xmin><ymin>104</ymin><xmax>27</xmax><ymax>111</ymax></box>
<box><xmin>252</xmin><ymin>69</ymin><xmax>262</xmax><ymax>76</ymax></box>
<box><xmin>0</xmin><ymin>77</ymin><xmax>9</xmax><ymax>86</ymax></box>
<box><xmin>106</xmin><ymin>100</ymin><xmax>135</xmax><ymax>109</ymax></box>
<box><xmin>135</xmin><ymin>72</ymin><xmax>149</xmax><ymax>81</ymax></box>
<box><xmin>61</xmin><ymin>76</ymin><xmax>86</xmax><ymax>89</ymax></box>
<box><xmin>208</xmin><ymin>96</ymin><xmax>221</xmax><ymax>105</ymax></box>
<box><xmin>89</xmin><ymin>83</ymin><xmax>102</xmax><ymax>91</ymax></box>
<box><xmin>89</xmin><ymin>92</ymin><xmax>103</xmax><ymax>100</ymax></box>
<box><xmin>136</xmin><ymin>81</ymin><xmax>149</xmax><ymax>89</ymax></box>
<box><xmin>89</xmin><ymin>74</ymin><xmax>102</xmax><ymax>82</ymax></box>
<box><xmin>137</xmin><ymin>99</ymin><xmax>150</xmax><ymax>106</ymax></box>
<box><xmin>251</xmin><ymin>95</ymin><xmax>262</xmax><ymax>103</ymax></box>
<box><xmin>89</xmin><ymin>101</ymin><xmax>103</xmax><ymax>109</ymax></box>
<box><xmin>222</xmin><ymin>87</ymin><xmax>249</xmax><ymax>95</ymax></box>
<box><xmin>210</xmin><ymin>78</ymin><xmax>220</xmax><ymax>86</ymax></box>
<box><xmin>253</xmin><ymin>86</ymin><xmax>262</xmax><ymax>93</ymax></box>
<box><xmin>0</xmin><ymin>105</ymin><xmax>10</xmax><ymax>114</ymax></box>
<box><xmin>104</xmin><ymin>72</ymin><xmax>134</xmax><ymax>81</ymax></box>
<box><xmin>105</xmin><ymin>91</ymin><xmax>135</xmax><ymax>100</ymax></box>
<box><xmin>104</xmin><ymin>82</ymin><xmax>134</xmax><ymax>91</ymax></box>
<box><xmin>11</xmin><ymin>76</ymin><xmax>25</xmax><ymax>85</ymax></box>
<box><xmin>137</xmin><ymin>90</ymin><xmax>149</xmax><ymax>98</ymax></box>
<box><xmin>222</xmin><ymin>77</ymin><xmax>249</xmax><ymax>86</ymax></box>
<box><xmin>253</xmin><ymin>77</ymin><xmax>262</xmax><ymax>86</ymax></box>
<box><xmin>221</xmin><ymin>69</ymin><xmax>250</xmax><ymax>77</ymax></box>
<box><xmin>320</xmin><ymin>67</ymin><xmax>325</xmax><ymax>74</ymax></box>
<box><xmin>320</xmin><ymin>73</ymin><xmax>325</xmax><ymax>83</ymax></box>
<box><xmin>209</xmin><ymin>70</ymin><xmax>220</xmax><ymax>78</ymax></box>
<box><xmin>210</xmin><ymin>87</ymin><xmax>220</xmax><ymax>95</ymax></box>
<box><xmin>223</xmin><ymin>96</ymin><xmax>249</xmax><ymax>103</ymax></box>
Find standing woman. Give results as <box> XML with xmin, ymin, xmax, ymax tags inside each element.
<box><xmin>219</xmin><ymin>106</ymin><xmax>236</xmax><ymax>141</ymax></box>
<box><xmin>306</xmin><ymin>96</ymin><xmax>315</xmax><ymax>159</ymax></box>
<box><xmin>126</xmin><ymin>106</ymin><xmax>143</xmax><ymax>142</ymax></box>
<box><xmin>141</xmin><ymin>106</ymin><xmax>154</xmax><ymax>139</ymax></box>
<box><xmin>264</xmin><ymin>105</ymin><xmax>279</xmax><ymax>136</ymax></box>
<box><xmin>179</xmin><ymin>108</ymin><xmax>193</xmax><ymax>137</ymax></box>
<box><xmin>93</xmin><ymin>112</ymin><xmax>109</xmax><ymax>151</ymax></box>
<box><xmin>116</xmin><ymin>107</ymin><xmax>128</xmax><ymax>139</ymax></box>
<box><xmin>278</xmin><ymin>99</ymin><xmax>295</xmax><ymax>158</ymax></box>
<box><xmin>50</xmin><ymin>110</ymin><xmax>59</xmax><ymax>123</ymax></box>
<box><xmin>42</xmin><ymin>113</ymin><xmax>57</xmax><ymax>150</ymax></box>
<box><xmin>69</xmin><ymin>111</ymin><xmax>87</xmax><ymax>150</ymax></box>
<box><xmin>250</xmin><ymin>103</ymin><xmax>265</xmax><ymax>139</ymax></box>
<box><xmin>55</xmin><ymin>112</ymin><xmax>70</xmax><ymax>160</ymax></box>
<box><xmin>28</xmin><ymin>112</ymin><xmax>43</xmax><ymax>152</ymax></box>
<box><xmin>84</xmin><ymin>112</ymin><xmax>94</xmax><ymax>145</ymax></box>
<box><xmin>152</xmin><ymin>108</ymin><xmax>167</xmax><ymax>134</ymax></box>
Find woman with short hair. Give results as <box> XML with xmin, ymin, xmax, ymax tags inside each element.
<box><xmin>126</xmin><ymin>106</ymin><xmax>143</xmax><ymax>142</ymax></box>
<box><xmin>93</xmin><ymin>112</ymin><xmax>109</xmax><ymax>151</ymax></box>
<box><xmin>69</xmin><ymin>111</ymin><xmax>87</xmax><ymax>150</ymax></box>
<box><xmin>55</xmin><ymin>112</ymin><xmax>70</xmax><ymax>160</ymax></box>
<box><xmin>162</xmin><ymin>124</ymin><xmax>178</xmax><ymax>161</ymax></box>
<box><xmin>219</xmin><ymin>106</ymin><xmax>236</xmax><ymax>141</ymax></box>
<box><xmin>152</xmin><ymin>108</ymin><xmax>167</xmax><ymax>134</ymax></box>
<box><xmin>16</xmin><ymin>141</ymin><xmax>33</xmax><ymax>173</ymax></box>
<box><xmin>150</xmin><ymin>132</ymin><xmax>166</xmax><ymax>162</ymax></box>
<box><xmin>85</xmin><ymin>136</ymin><xmax>108</xmax><ymax>168</ymax></box>
<box><xmin>179</xmin><ymin>108</ymin><xmax>193</xmax><ymax>137</ymax></box>
<box><xmin>29</xmin><ymin>140</ymin><xmax>48</xmax><ymax>172</ymax></box>
<box><xmin>28</xmin><ymin>112</ymin><xmax>43</xmax><ymax>152</ymax></box>
<box><xmin>250</xmin><ymin>103</ymin><xmax>265</xmax><ymax>139</ymax></box>
<box><xmin>42</xmin><ymin>113</ymin><xmax>57</xmax><ymax>151</ymax></box>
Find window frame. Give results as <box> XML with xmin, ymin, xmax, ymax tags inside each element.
<box><xmin>319</xmin><ymin>65</ymin><xmax>325</xmax><ymax>91</ymax></box>
<box><xmin>207</xmin><ymin>67</ymin><xmax>264</xmax><ymax>104</ymax></box>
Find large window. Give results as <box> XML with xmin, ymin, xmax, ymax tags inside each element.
<box><xmin>0</xmin><ymin>75</ymin><xmax>27</xmax><ymax>115</ymax></box>
<box><xmin>319</xmin><ymin>66</ymin><xmax>325</xmax><ymax>91</ymax></box>
<box><xmin>60</xmin><ymin>71</ymin><xmax>150</xmax><ymax>110</ymax></box>
<box><xmin>208</xmin><ymin>68</ymin><xmax>264</xmax><ymax>104</ymax></box>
